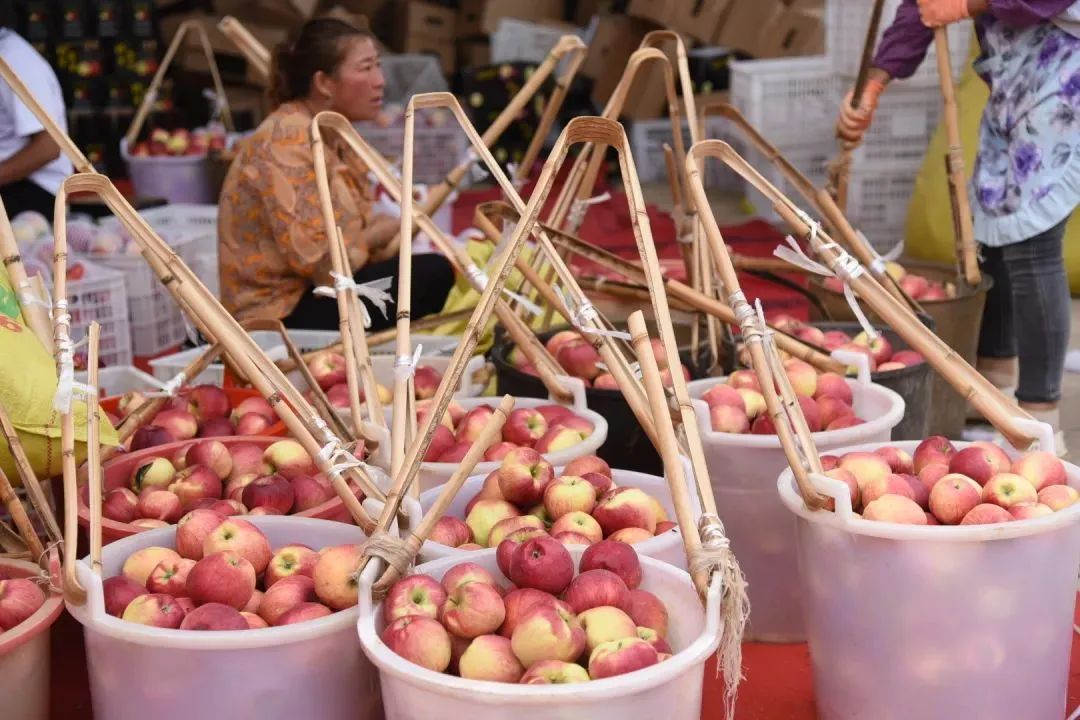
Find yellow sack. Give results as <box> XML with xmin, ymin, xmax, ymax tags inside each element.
<box><xmin>905</xmin><ymin>41</ymin><xmax>1080</xmax><ymax>292</ymax></box>
<box><xmin>0</xmin><ymin>267</ymin><xmax>118</xmax><ymax>483</ymax></box>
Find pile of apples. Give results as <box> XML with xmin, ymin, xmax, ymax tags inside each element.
<box><xmin>430</xmin><ymin>453</ymin><xmax>674</xmax><ymax>551</ymax></box>
<box><xmin>423</xmin><ymin>402</ymin><xmax>596</xmax><ymax>464</ymax></box>
<box><xmin>382</xmin><ymin>539</ymin><xmax>672</xmax><ymax>683</ymax></box>
<box><xmin>94</xmin><ymin>439</ymin><xmax>344</xmax><ymax>527</ymax></box>
<box><xmin>115</xmin><ymin>385</ymin><xmax>280</xmax><ymax>451</ymax></box>
<box><xmin>102</xmin><ymin>517</ymin><xmax>363</xmax><ymax>630</ymax></box>
<box><xmin>507</xmin><ymin>331</ymin><xmax>691</xmax><ymax>390</ymax></box>
<box><xmin>821</xmin><ymin>262</ymin><xmax>958</xmax><ymax>303</ymax></box>
<box><xmin>129</xmin><ymin>125</ymin><xmax>227</xmax><ymax>158</ymax></box>
<box><xmin>771</xmin><ymin>315</ymin><xmax>926</xmax><ymax>374</ymax></box>
<box><xmin>701</xmin><ymin>361</ymin><xmax>866</xmax><ymax>435</ymax></box>
<box><xmin>305</xmin><ymin>350</ymin><xmax>443</xmax><ymax>409</ymax></box>
<box><xmin>0</xmin><ymin>573</ymin><xmax>48</xmax><ymax>636</ymax></box>
<box><xmin>821</xmin><ymin>438</ymin><xmax>1077</xmax><ymax>525</ymax></box>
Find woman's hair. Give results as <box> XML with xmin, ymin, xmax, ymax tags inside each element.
<box><xmin>270</xmin><ymin>18</ymin><xmax>374</xmax><ymax>106</ymax></box>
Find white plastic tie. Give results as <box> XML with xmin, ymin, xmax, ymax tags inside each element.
<box><xmin>52</xmin><ymin>332</ymin><xmax>89</xmax><ymax>413</ymax></box>
<box><xmin>313</xmin><ymin>274</ymin><xmax>393</xmax><ymax>328</ymax></box>
<box><xmin>17</xmin><ymin>279</ymin><xmax>51</xmax><ymax>314</ymax></box>
<box><xmin>316</xmin><ymin>439</ymin><xmax>364</xmax><ymax>483</ymax></box>
<box><xmin>459</xmin><ymin>148</ymin><xmax>488</xmax><ymax>186</ymax></box>
<box><xmin>465</xmin><ymin>263</ymin><xmax>542</xmax><ymax>317</ymax></box>
<box><xmin>555</xmin><ymin>286</ymin><xmax>631</xmax><ymax>341</ymax></box>
<box><xmin>506</xmin><ymin>161</ymin><xmax>526</xmax><ymax>190</ymax></box>
<box><xmin>202</xmin><ymin>89</ymin><xmax>227</xmax><ymax>123</ymax></box>
<box><xmin>676</xmin><ymin>231</ymin><xmax>695</xmax><ymax>245</ymax></box>
<box><xmin>394</xmin><ymin>344</ymin><xmax>423</xmax><ymax>382</ymax></box>
<box><xmin>567</xmin><ymin>191</ymin><xmax>611</xmax><ymax>229</ymax></box>
<box><xmin>728</xmin><ymin>291</ymin><xmax>763</xmax><ymax>346</ymax></box>
<box><xmin>146</xmin><ymin>371</ymin><xmax>187</xmax><ymax>399</ymax></box>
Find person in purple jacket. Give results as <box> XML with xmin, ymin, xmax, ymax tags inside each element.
<box><xmin>838</xmin><ymin>0</ymin><xmax>1080</xmax><ymax>454</ymax></box>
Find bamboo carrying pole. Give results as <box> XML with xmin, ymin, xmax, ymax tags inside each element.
<box><xmin>515</xmin><ymin>40</ymin><xmax>590</xmax><ymax>182</ymax></box>
<box><xmin>826</xmin><ymin>0</ymin><xmax>887</xmax><ymax>211</ymax></box>
<box><xmin>310</xmin><ymin>111</ymin><xmax>577</xmax><ymax>406</ymax></box>
<box><xmin>934</xmin><ymin>28</ymin><xmax>982</xmax><ymax>287</ymax></box>
<box><xmin>217</xmin><ymin>16</ymin><xmax>271</xmax><ymax>85</ymax></box>
<box><xmin>124</xmin><ymin>19</ymin><xmax>234</xmax><ymax>147</ymax></box>
<box><xmin>697</xmin><ymin>139</ymin><xmax>1042</xmax><ymax>451</ymax></box>
<box><xmin>0</xmin><ymin>195</ymin><xmax>53</xmax><ymax>352</ymax></box>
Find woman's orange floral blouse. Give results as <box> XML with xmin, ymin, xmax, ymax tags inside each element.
<box><xmin>218</xmin><ymin>101</ymin><xmax>375</xmax><ymax>323</ymax></box>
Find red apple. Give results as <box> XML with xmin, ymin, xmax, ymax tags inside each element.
<box><xmin>550</xmin><ymin>511</ymin><xmax>603</xmax><ymax>544</ymax></box>
<box><xmin>185</xmin><ymin>440</ymin><xmax>233</xmax><ymax>481</ymax></box>
<box><xmin>497</xmin><ymin>447</ymin><xmax>555</xmax><ymax>506</ymax></box>
<box><xmin>509</xmin><ymin>601</ymin><xmax>586</xmax><ymax>668</ymax></box>
<box><xmin>102</xmin><ymin>487</ymin><xmax>139</xmax><ymax>524</ymax></box>
<box><xmin>175</xmin><ymin>509</ymin><xmax>227</xmax><ymax>560</ymax></box>
<box><xmin>424</xmin><ymin>425</ymin><xmax>456</xmax><ymax>462</ymax></box>
<box><xmin>154</xmin><ymin>409</ymin><xmax>198</xmax><ymax>441</ymax></box>
<box><xmin>483</xmin><ymin>442</ymin><xmax>517</xmax><ymax>462</ymax></box>
<box><xmin>242</xmin><ymin>474</ymin><xmax>295</xmax><ymax>514</ymax></box>
<box><xmin>503</xmin><ymin>408</ymin><xmax>549</xmax><ymax>447</ymax></box>
<box><xmin>122</xmin><ymin>547</ymin><xmax>182</xmax><ymax>587</ymax></box>
<box><xmin>265</xmin><ymin>544</ymin><xmax>319</xmax><ymax>587</ymax></box>
<box><xmin>928</xmin><ymin>473</ymin><xmax>982</xmax><ymax>524</ymax></box>
<box><xmin>313</xmin><ymin>544</ymin><xmax>363</xmax><ymax>610</ymax></box>
<box><xmin>130</xmin><ymin>457</ymin><xmax>177</xmax><ymax>494</ymax></box>
<box><xmin>562</xmin><ymin>569</ymin><xmax>629</xmax><ymax>614</ymax></box>
<box><xmin>496</xmin><ymin>528</ymin><xmax>548</xmax><ymax>577</ymax></box>
<box><xmin>588</xmin><ymin>637</ymin><xmax>659</xmax><ymax>679</ymax></box>
<box><xmin>277</xmin><ymin>602</ymin><xmax>333</xmax><ymax>626</ymax></box>
<box><xmin>103</xmin><ymin>575</ymin><xmax>147</xmax><ymax>618</ymax></box>
<box><xmin>382</xmin><ymin>615</ymin><xmax>452</xmax><ymax>672</ymax></box>
<box><xmin>913</xmin><ymin>436</ymin><xmax>957</xmax><ymax>473</ymax></box>
<box><xmin>186</xmin><ymin>385</ymin><xmax>231</xmax><ymax>422</ymax></box>
<box><xmin>168</xmin><ymin>465</ymin><xmax>223</xmax><ymax>511</ymax></box>
<box><xmin>862</xmin><ymin>495</ymin><xmax>927</xmax><ymax>524</ymax></box>
<box><xmin>235</xmin><ymin>413</ymin><xmax>272</xmax><ymax>436</ymax></box>
<box><xmin>440</xmin><ymin>580</ymin><xmax>506</xmax><ymax>639</ymax></box>
<box><xmin>0</xmin><ymin>578</ymin><xmax>46</xmax><ymax>630</ymax></box>
<box><xmin>580</xmin><ymin>540</ymin><xmax>642</xmax><ymax>589</ymax></box>
<box><xmin>180</xmin><ymin>602</ymin><xmax>248</xmax><ymax>631</ymax></box>
<box><xmin>232</xmin><ymin>397</ymin><xmax>275</xmax><ymax>423</ymax></box>
<box><xmin>186</xmin><ymin>551</ymin><xmax>256</xmax><ymax>609</ymax></box>
<box><xmin>456</xmin><ymin>405</ymin><xmax>497</xmax><ymax>444</ymax></box>
<box><xmin>131</xmin><ymin>425</ymin><xmax>176</xmax><ymax>451</ymax></box>
<box><xmin>592</xmin><ymin>488</ymin><xmax>657</xmax><ymax>536</ymax></box>
<box><xmin>981</xmin><ymin>473</ymin><xmax>1038</xmax><ymax>509</ymax></box>
<box><xmin>508</xmin><ymin>536</ymin><xmax>575</xmax><ymax>595</ymax></box>
<box><xmin>949</xmin><ymin>443</ymin><xmax>1012</xmax><ymax>487</ymax></box>
<box><xmin>227</xmin><ymin>442</ymin><xmax>272</xmax><ymax>481</ymax></box>
<box><xmin>519</xmin><ymin>659</ymin><xmax>591</xmax><ymax>684</ymax></box>
<box><xmin>429</xmin><ymin>515</ymin><xmax>473</xmax><ymax>547</ymax></box>
<box><xmin>465</xmin><ymin>499</ymin><xmax>522</xmax><ymax>548</ymax></box>
<box><xmin>263</xmin><ymin>440</ymin><xmax>315</xmax><ymax>480</ymax></box>
<box><xmin>122</xmin><ymin>593</ymin><xmax>185</xmax><ymax>629</ymax></box>
<box><xmin>959</xmin><ymin>503</ymin><xmax>1014</xmax><ymax>525</ymax></box>
<box><xmin>259</xmin><ymin>574</ymin><xmax>318</xmax><ymax>625</ymax></box>
<box><xmin>291</xmin><ymin>474</ymin><xmax>335</xmax><ymax>511</ymax></box>
<box><xmin>202</xmin><ymin>518</ymin><xmax>272</xmax><ymax>573</ymax></box>
<box><xmin>556</xmin><ymin>341</ymin><xmax>602</xmax><ymax>380</ymax></box>
<box><xmin>383</xmin><ymin>574</ymin><xmax>447</xmax><ymax>623</ymax></box>
<box><xmin>618</xmin><ymin>589</ymin><xmax>668</xmax><ymax>638</ymax></box>
<box><xmin>1011</xmin><ymin>451</ymin><xmax>1068</xmax><ymax>492</ymax></box>
<box><xmin>146</xmin><ymin>558</ymin><xmax>196</xmax><ymax>596</ymax></box>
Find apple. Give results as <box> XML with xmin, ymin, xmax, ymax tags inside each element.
<box><xmin>875</xmin><ymin>447</ymin><xmax>914</xmax><ymax>475</ymax></box>
<box><xmin>437</xmin><ymin>443</ymin><xmax>474</xmax><ymax>463</ymax></box>
<box><xmin>232</xmin><ymin>396</ymin><xmax>275</xmax><ymax>423</ymax></box>
<box><xmin>736</xmin><ymin>389</ymin><xmax>767</xmax><ymax>419</ymax></box>
<box><xmin>466</xmin><ymin>499</ymin><xmax>521</xmax><ymax>547</ymax></box>
<box><xmin>822</xmin><ymin>330</ymin><xmax>852</xmax><ymax>351</ymax></box>
<box><xmin>102</xmin><ymin>487</ymin><xmax>139</xmax><ymax>523</ymax></box>
<box><xmin>242</xmin><ymin>474</ymin><xmax>295</xmax><ymax>514</ymax></box>
<box><xmin>198</xmin><ymin>416</ymin><xmax>237</xmax><ymax>438</ymax></box>
<box><xmin>308</xmin><ymin>351</ymin><xmax>347</xmax><ymax>390</ymax></box>
<box><xmin>236</xmin><ymin>413</ymin><xmax>272</xmax><ymax>436</ymax></box>
<box><xmin>442</xmin><ymin>562</ymin><xmax>498</xmax><ymax>594</ymax></box>
<box><xmin>702</xmin><ymin>384</ymin><xmax>745</xmax><ymax>413</ymax></box>
<box><xmin>783</xmin><ymin>359</ymin><xmax>818</xmax><ymax>397</ymax></box>
<box><xmin>263</xmin><ymin>440</ymin><xmax>316</xmax><ymax>480</ymax></box>
<box><xmin>710</xmin><ymin>404</ymin><xmax>750</xmax><ymax>434</ymax></box>
<box><xmin>416</xmin><ymin>399</ymin><xmax>454</xmax><ymax>431</ymax></box>
<box><xmin>498</xmin><ymin>448</ymin><xmax>555</xmax><ymax>506</ymax></box>
<box><xmin>175</xmin><ymin>509</ymin><xmax>226</xmax><ymax>560</ymax></box>
<box><xmin>103</xmin><ymin>575</ymin><xmax>147</xmax><ymax>618</ymax></box>
<box><xmin>862</xmin><ymin>495</ymin><xmax>927</xmax><ymax>524</ymax></box>
<box><xmin>959</xmin><ymin>503</ymin><xmax>1014</xmax><ymax>525</ymax></box>
<box><xmin>550</xmin><ymin>512</ymin><xmax>603</xmax><ymax>544</ymax></box>
<box><xmin>429</xmin><ymin>516</ymin><xmax>473</xmax><ymax>547</ymax></box>
<box><xmin>860</xmin><ymin>473</ymin><xmax>915</xmax><ymax>507</ymax></box>
<box><xmin>227</xmin><ymin>442</ymin><xmax>272</xmax><ymax>481</ymax></box>
<box><xmin>876</xmin><ymin>362</ymin><xmax>906</xmax><ymax>372</ymax></box>
<box><xmin>186</xmin><ymin>385</ymin><xmax>231</xmax><ymax>422</ymax></box>
<box><xmin>203</xmin><ymin>519</ymin><xmax>272</xmax><ymax>574</ymax></box>
<box><xmin>588</xmin><ymin>637</ymin><xmax>659</xmax><ymax>679</ymax></box>
<box><xmin>1011</xmin><ymin>451</ymin><xmax>1067</xmax><ymax>492</ymax></box>
<box><xmin>180</xmin><ymin>603</ymin><xmax>249</xmax><ymax>631</ymax></box>
<box><xmin>508</xmin><ymin>536</ymin><xmax>575</xmax><ymax>595</ymax></box>
<box><xmin>592</xmin><ymin>488</ymin><xmax>657</xmax><ymax>536</ymax></box>
<box><xmin>913</xmin><ymin>436</ymin><xmax>957</xmax><ymax>473</ymax></box>
<box><xmin>146</xmin><ymin>558</ymin><xmax>195</xmax><ymax>596</ymax></box>
<box><xmin>186</xmin><ymin>551</ymin><xmax>256</xmax><ymax>609</ymax></box>
<box><xmin>853</xmin><ymin>331</ymin><xmax>894</xmax><ymax>366</ymax></box>
<box><xmin>0</xmin><ymin>578</ymin><xmax>46</xmax><ymax>630</ymax></box>
<box><xmin>265</xmin><ymin>544</ymin><xmax>319</xmax><ymax>587</ymax></box>
<box><xmin>213</xmin><ymin>499</ymin><xmax>247</xmax><ymax>516</ymax></box>
<box><xmin>424</xmin><ymin>425</ymin><xmax>456</xmax><ymax>462</ymax></box>
<box><xmin>382</xmin><ymin>615</ymin><xmax>452</xmax><ymax>672</ymax></box>
<box><xmin>981</xmin><ymin>473</ymin><xmax>1038</xmax><ymax>509</ymax></box>
<box><xmin>155</xmin><ymin>409</ymin><xmax>198</xmax><ymax>441</ymax></box>
<box><xmin>313</xmin><ymin>544</ymin><xmax>363</xmax><ymax>610</ymax></box>
<box><xmin>556</xmin><ymin>341</ymin><xmax>602</xmax><ymax>380</ymax></box>
<box><xmin>917</xmin><ymin>463</ymin><xmax>950</xmax><ymax>493</ymax></box>
<box><xmin>325</xmin><ymin>384</ymin><xmax>351</xmax><ymax>410</ymax></box>
<box><xmin>244</xmin><ymin>589</ymin><xmax>264</xmax><ymax>614</ymax></box>
<box><xmin>122</xmin><ymin>593</ymin><xmax>185</xmax><ymax>628</ymax></box>
<box><xmin>545</xmin><ymin>331</ymin><xmax>583</xmax><ymax>358</ymax></box>
<box><xmin>618</xmin><ymin>589</ymin><xmax>668</xmax><ymax>638</ymax></box>
<box><xmin>1037</xmin><ymin>484</ymin><xmax>1079</xmax><ymax>511</ymax></box>
<box><xmin>727</xmin><ymin>370</ymin><xmax>760</xmax><ymax>392</ymax></box>
<box><xmin>542</xmin><ymin>475</ymin><xmax>597</xmax><ymax>520</ymax></box>
<box><xmin>496</xmin><ymin>528</ymin><xmax>548</xmax><ymax>578</ymax></box>
<box><xmin>499</xmin><ymin>588</ymin><xmax>556</xmax><ymax>639</ymax></box>
<box><xmin>839</xmin><ymin>453</ymin><xmax>892</xmax><ymax>497</ymax></box>
<box><xmin>563</xmin><ymin>569</ymin><xmax>630</xmax><ymax>614</ymax></box>
<box><xmin>259</xmin><ymin>575</ymin><xmax>318</xmax><ymax>625</ymax></box>
<box><xmin>1009</xmin><ymin>503</ymin><xmax>1055</xmax><ymax>520</ymax></box>
<box><xmin>793</xmin><ymin>325</ymin><xmax>827</xmax><ymax>346</ymax></box>
<box><xmin>519</xmin><ymin>659</ymin><xmax>591</xmax><ymax>684</ymax></box>
<box><xmin>458</xmin><ymin>634</ymin><xmax>525</xmax><ymax>682</ymax></box>
<box><xmin>131</xmin><ymin>519</ymin><xmax>170</xmax><ymax>529</ymax></box>
<box><xmin>413</xmin><ymin>365</ymin><xmax>442</xmax><ymax>400</ymax></box>
<box><xmin>928</xmin><ymin>473</ymin><xmax>982</xmax><ymax>524</ymax></box>
<box><xmin>131</xmin><ymin>457</ymin><xmax>177</xmax><ymax>493</ymax></box>
<box><xmin>891</xmin><ymin>350</ymin><xmax>925</xmax><ymax>366</ymax></box>
<box><xmin>168</xmin><ymin>465</ymin><xmax>223</xmax><ymax>511</ymax></box>
<box><xmin>441</xmin><ymin>580</ymin><xmax>506</xmax><ymax>639</ymax></box>
<box><xmin>553</xmin><ymin>532</ymin><xmax>593</xmax><ymax>547</ymax></box>
<box><xmin>580</xmin><ymin>540</ymin><xmax>642</xmax><ymax>589</ymax></box>
<box><xmin>578</xmin><ymin>605</ymin><xmax>638</xmax><ymax>654</ymax></box>
<box><xmin>820</xmin><ymin>455</ymin><xmax>840</xmax><ymax>471</ymax></box>
<box><xmin>484</xmin><ymin>442</ymin><xmax>517</xmax><ymax>462</ymax></box>
<box><xmin>383</xmin><ymin>574</ymin><xmax>447</xmax><ymax>623</ymax></box>
<box><xmin>242</xmin><ymin>612</ymin><xmax>269</xmax><ymax>629</ymax></box>
<box><xmin>488</xmin><ymin>516</ymin><xmax>545</xmax><ymax>549</ymax></box>
<box><xmin>534</xmin><ymin>404</ymin><xmax>574</xmax><ymax>426</ymax></box>
<box><xmin>579</xmin><ymin>472</ymin><xmax>614</xmax><ymax>498</ymax></box>
<box><xmin>949</xmin><ymin>443</ymin><xmax>1012</xmax><ymax>486</ymax></box>
<box><xmin>122</xmin><ymin>546</ymin><xmax>182</xmax><ymax>586</ymax></box>
<box><xmin>796</xmin><ymin>395</ymin><xmax>823</xmax><ymax>432</ymax></box>
<box><xmin>291</xmin><ymin>474</ymin><xmax>335</xmax><ymax>511</ymax></box>
<box><xmin>637</xmin><ymin>625</ymin><xmax>671</xmax><ymax>654</ymax></box>
<box><xmin>814</xmin><ymin>373</ymin><xmax>854</xmax><ymax>404</ymax></box>
<box><xmin>898</xmin><ymin>473</ymin><xmax>929</xmax><ymax>509</ymax></box>
<box><xmin>509</xmin><ymin>601</ymin><xmax>586</xmax><ymax>668</ymax></box>
<box><xmin>655</xmin><ymin>521</ymin><xmax>677</xmax><ymax>534</ymax></box>
<box><xmin>815</xmin><ymin>397</ymin><xmax>853</xmax><ymax>432</ymax></box>
<box><xmin>899</xmin><ymin>273</ymin><xmax>929</xmax><ymax>298</ymax></box>
<box><xmin>185</xmin><ymin>440</ymin><xmax>233</xmax><ymax>480</ymax></box>
<box><xmin>456</xmin><ymin>406</ymin><xmax>497</xmax><ymax>444</ymax></box>
<box><xmin>503</xmin><ymin>408</ymin><xmax>548</xmax><ymax>447</ymax></box>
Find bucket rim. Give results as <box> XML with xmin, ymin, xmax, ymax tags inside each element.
<box><xmin>65</xmin><ymin>513</ymin><xmax>417</xmax><ymax>649</ymax></box>
<box><xmin>119</xmin><ymin>137</ymin><xmax>214</xmax><ymax>166</ymax></box>
<box><xmin>417</xmin><ymin>467</ymin><xmax>691</xmax><ymax>559</ymax></box>
<box><xmin>357</xmin><ymin>547</ymin><xmax>723</xmax><ymax>702</ymax></box>
<box><xmin>0</xmin><ymin>558</ymin><xmax>64</xmax><ymax>655</ymax></box>
<box><xmin>777</xmin><ymin>440</ymin><xmax>1080</xmax><ymax>541</ymax></box>
<box><xmin>686</xmin><ymin>377</ymin><xmax>905</xmax><ymax>448</ymax></box>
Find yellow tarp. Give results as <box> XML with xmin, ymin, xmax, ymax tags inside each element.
<box><xmin>905</xmin><ymin>41</ymin><xmax>1080</xmax><ymax>292</ymax></box>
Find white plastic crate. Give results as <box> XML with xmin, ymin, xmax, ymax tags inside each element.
<box><xmin>63</xmin><ymin>261</ymin><xmax>133</xmax><ymax>368</ymax></box>
<box><xmin>846</xmin><ymin>165</ymin><xmax>918</xmax><ymax>253</ymax></box>
<box><xmin>741</xmin><ymin>142</ymin><xmax>833</xmax><ymax>222</ymax></box>
<box><xmin>130</xmin><ymin>313</ymin><xmax>189</xmax><ymax>357</ymax></box>
<box><xmin>76</xmin><ymin>365</ymin><xmax>160</xmax><ymax>398</ymax></box>
<box><xmin>148</xmin><ymin>330</ymin><xmax>287</xmax><ymax>386</ymax></box>
<box><xmin>826</xmin><ymin>0</ymin><xmax>973</xmax><ymax>86</ymax></box>
<box><xmin>854</xmin><ymin>83</ymin><xmax>941</xmax><ymax>168</ymax></box>
<box><xmin>730</xmin><ymin>56</ymin><xmax>844</xmax><ymax>147</ymax></box>
<box><xmin>629</xmin><ymin>116</ymin><xmax>744</xmax><ymax>191</ymax></box>
<box><xmin>491</xmin><ymin>18</ymin><xmax>583</xmax><ymax>65</ymax></box>
<box><xmin>86</xmin><ymin>231</ymin><xmax>200</xmax><ymax>297</ymax></box>
<box><xmin>355</xmin><ymin>123</ymin><xmax>468</xmax><ymax>186</ymax></box>
<box><xmin>133</xmin><ymin>203</ymin><xmax>218</xmax><ymax>256</ymax></box>
<box><xmin>192</xmin><ymin>252</ymin><xmax>220</xmax><ymax>299</ymax></box>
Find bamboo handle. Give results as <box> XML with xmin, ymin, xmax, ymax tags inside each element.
<box><xmin>934</xmin><ymin>28</ymin><xmax>981</xmax><ymax>287</ymax></box>
<box><xmin>218</xmin><ymin>16</ymin><xmax>271</xmax><ymax>85</ymax></box>
<box><xmin>391</xmin><ymin>102</ymin><xmax>419</xmax><ymax>480</ymax></box>
<box><xmin>0</xmin><ymin>466</ymin><xmax>43</xmax><ymax>560</ymax></box>
<box><xmin>86</xmin><ymin>323</ymin><xmax>103</xmax><ymax>574</ymax></box>
<box><xmin>516</xmin><ymin>41</ymin><xmax>588</xmax><ymax>180</ymax></box>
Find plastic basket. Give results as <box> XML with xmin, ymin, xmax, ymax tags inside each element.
<box><xmin>358</xmin><ymin>546</ymin><xmax>722</xmax><ymax>720</ymax></box>
<box><xmin>379</xmin><ymin>54</ymin><xmax>449</xmax><ymax>107</ymax></box>
<box><xmin>686</xmin><ymin>376</ymin><xmax>905</xmax><ymax>642</ymax></box>
<box><xmin>0</xmin><ymin>558</ymin><xmax>65</xmax><ymax>720</ymax></box>
<box><xmin>76</xmin><ymin>366</ymin><xmax>161</xmax><ymax>399</ymax></box>
<box><xmin>191</xmin><ymin>251</ymin><xmax>220</xmax><ymax>299</ymax></box>
<box><xmin>730</xmin><ymin>56</ymin><xmax>844</xmax><ymax>147</ymax></box>
<box><xmin>417</xmin><ymin>464</ymin><xmax>699</xmax><ymax>569</ymax></box>
<box><xmin>491</xmin><ymin>18</ymin><xmax>583</xmax><ymax>65</ymax></box>
<box><xmin>779</xmin><ymin>439</ymin><xmax>1080</xmax><ymax>719</ymax></box>
<box><xmin>741</xmin><ymin>141</ymin><xmax>833</xmax><ymax>222</ymax></box>
<box><xmin>629</xmin><ymin>117</ymin><xmax>743</xmax><ymax>190</ymax></box>
<box><xmin>66</xmin><ymin>514</ymin><xmax>418</xmax><ymax>720</ymax></box>
<box><xmin>64</xmin><ymin>260</ymin><xmax>133</xmax><ymax>368</ymax></box>
<box><xmin>87</xmin><ymin>229</ymin><xmax>199</xmax><ymax>298</ymax></box>
<box><xmin>854</xmin><ymin>83</ymin><xmax>941</xmax><ymax>168</ymax></box>
<box><xmin>354</xmin><ymin>123</ymin><xmax>468</xmax><ymax>186</ymax></box>
<box><xmin>825</xmin><ymin>0</ymin><xmax>973</xmax><ymax>86</ymax></box>
<box><xmin>846</xmin><ymin>165</ymin><xmax>919</xmax><ymax>254</ymax></box>
<box><xmin>120</xmin><ymin>139</ymin><xmax>217</xmax><ymax>205</ymax></box>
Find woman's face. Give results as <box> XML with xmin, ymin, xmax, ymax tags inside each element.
<box><xmin>325</xmin><ymin>37</ymin><xmax>384</xmax><ymax>122</ymax></box>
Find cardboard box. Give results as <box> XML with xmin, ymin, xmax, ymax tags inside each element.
<box><xmin>213</xmin><ymin>0</ymin><xmax>319</xmax><ymax>25</ymax></box>
<box><xmin>668</xmin><ymin>0</ymin><xmax>732</xmax><ymax>44</ymax></box>
<box><xmin>457</xmin><ymin>38</ymin><xmax>491</xmax><ymax>69</ymax></box>
<box><xmin>626</xmin><ymin>0</ymin><xmax>667</xmax><ymax>26</ymax></box>
<box><xmin>391</xmin><ymin>1</ymin><xmax>456</xmax><ymax>74</ymax></box>
<box><xmin>585</xmin><ymin>14</ymin><xmax>667</xmax><ymax>119</ymax></box>
<box><xmin>574</xmin><ymin>0</ymin><xmax>613</xmax><ymax>26</ymax></box>
<box><xmin>457</xmin><ymin>0</ymin><xmax>565</xmax><ymax>37</ymax></box>
<box><xmin>160</xmin><ymin>13</ymin><xmax>290</xmax><ymax>85</ymax></box>
<box><xmin>713</xmin><ymin>0</ymin><xmax>784</xmax><ymax>57</ymax></box>
<box><xmin>759</xmin><ymin>7</ymin><xmax>824</xmax><ymax>57</ymax></box>
<box><xmin>401</xmin><ymin>36</ymin><xmax>456</xmax><ymax>74</ymax></box>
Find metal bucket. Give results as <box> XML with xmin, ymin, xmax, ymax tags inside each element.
<box><xmin>807</xmin><ymin>260</ymin><xmax>992</xmax><ymax>438</ymax></box>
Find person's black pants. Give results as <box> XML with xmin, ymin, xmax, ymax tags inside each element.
<box><xmin>283</xmin><ymin>253</ymin><xmax>456</xmax><ymax>332</ymax></box>
<box><xmin>0</xmin><ymin>179</ymin><xmax>55</xmax><ymax>218</ymax></box>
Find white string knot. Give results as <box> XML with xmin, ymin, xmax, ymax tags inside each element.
<box><xmin>316</xmin><ymin>438</ymin><xmax>364</xmax><ymax>483</ymax></box>
<box><xmin>729</xmin><ymin>294</ymin><xmax>762</xmax><ymax>346</ymax></box>
<box><xmin>567</xmin><ymin>192</ymin><xmax>611</xmax><ymax>229</ymax></box>
<box><xmin>17</xmin><ymin>279</ymin><xmax>51</xmax><ymax>314</ymax></box>
<box><xmin>52</xmin><ymin>329</ymin><xmax>88</xmax><ymax>413</ymax></box>
<box><xmin>146</xmin><ymin>371</ymin><xmax>187</xmax><ymax>399</ymax></box>
<box><xmin>202</xmin><ymin>89</ymin><xmax>228</xmax><ymax>124</ymax></box>
<box><xmin>506</xmin><ymin>161</ymin><xmax>526</xmax><ymax>190</ymax></box>
<box><xmin>555</xmin><ymin>286</ymin><xmax>631</xmax><ymax>341</ymax></box>
<box><xmin>394</xmin><ymin>344</ymin><xmax>423</xmax><ymax>382</ymax></box>
<box><xmin>313</xmin><ymin>274</ymin><xmax>393</xmax><ymax>328</ymax></box>
<box><xmin>465</xmin><ymin>263</ymin><xmax>542</xmax><ymax>317</ymax></box>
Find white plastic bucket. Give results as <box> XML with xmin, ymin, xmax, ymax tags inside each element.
<box><xmin>778</xmin><ymin>440</ymin><xmax>1080</xmax><ymax>720</ymax></box>
<box><xmin>366</xmin><ymin>377</ymin><xmax>609</xmax><ymax>494</ymax></box>
<box><xmin>0</xmin><ymin>558</ymin><xmax>64</xmax><ymax>720</ymax></box>
<box><xmin>363</xmin><ymin>354</ymin><xmax>486</xmax><ymax>400</ymax></box>
<box><xmin>121</xmin><ymin>139</ymin><xmax>216</xmax><ymax>205</ymax></box>
<box><xmin>417</xmin><ymin>465</ymin><xmax>699</xmax><ymax>569</ymax></box>
<box><xmin>357</xmin><ymin>547</ymin><xmax>722</xmax><ymax>719</ymax></box>
<box><xmin>66</xmin><ymin>512</ymin><xmax>418</xmax><ymax>720</ymax></box>
<box><xmin>686</xmin><ymin>376</ymin><xmax>904</xmax><ymax>642</ymax></box>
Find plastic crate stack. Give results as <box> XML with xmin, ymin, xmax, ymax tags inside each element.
<box><xmin>827</xmin><ymin>0</ymin><xmax>973</xmax><ymax>253</ymax></box>
<box><xmin>60</xmin><ymin>259</ymin><xmax>133</xmax><ymax>369</ymax></box>
<box><xmin>629</xmin><ymin>116</ymin><xmax>744</xmax><ymax>192</ymax></box>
